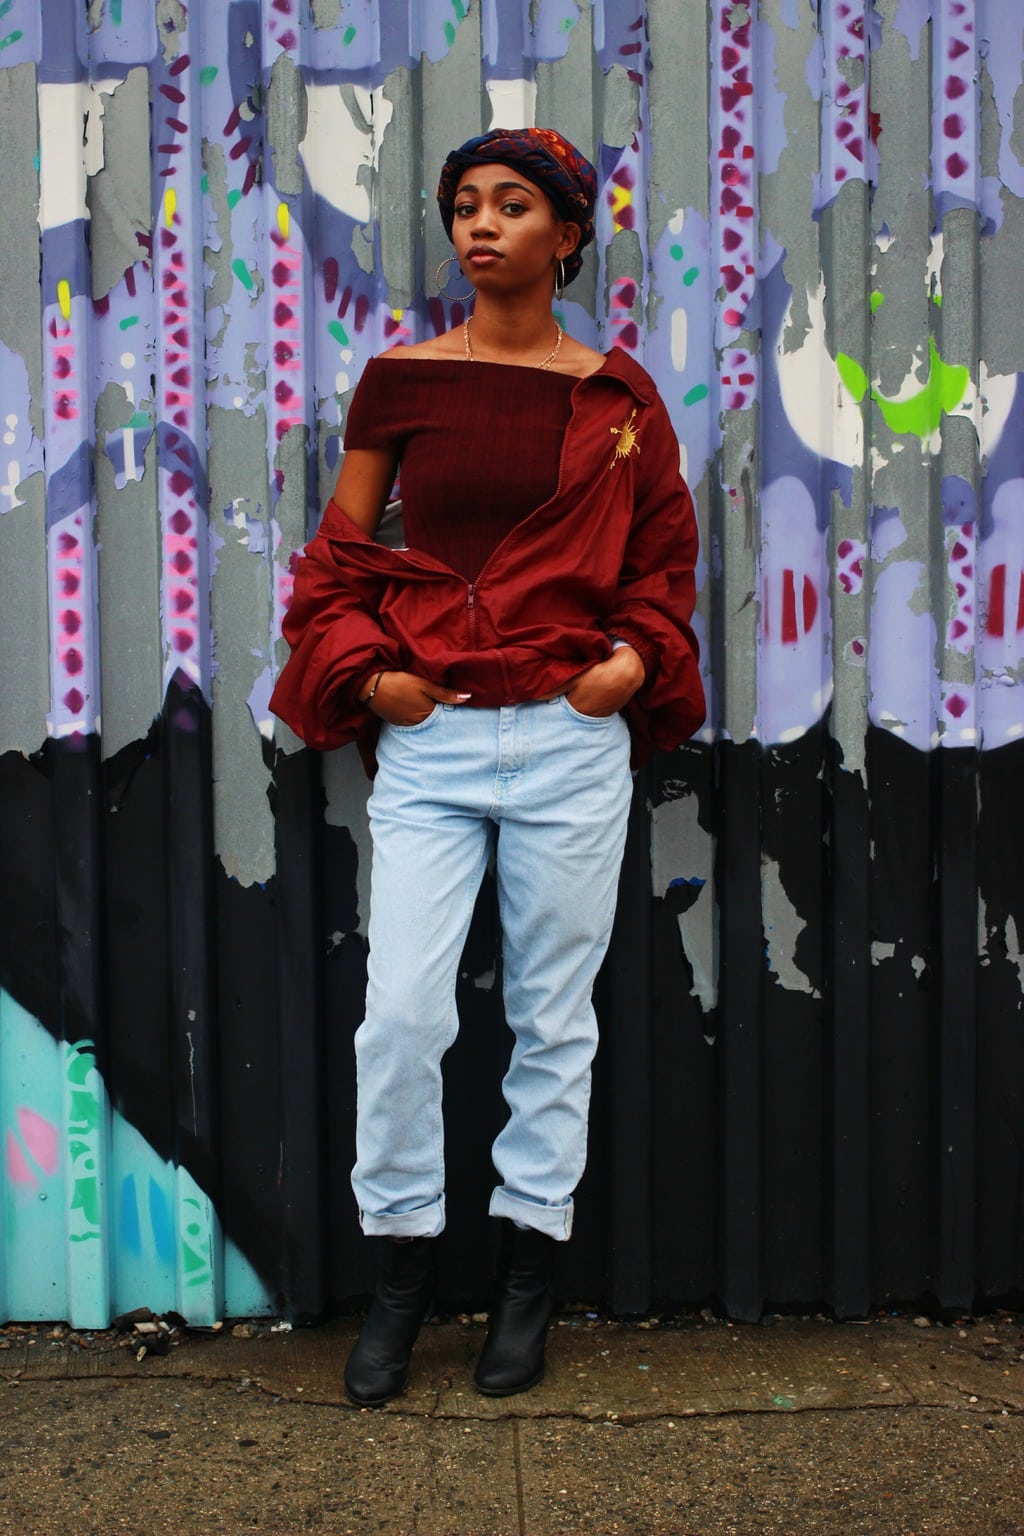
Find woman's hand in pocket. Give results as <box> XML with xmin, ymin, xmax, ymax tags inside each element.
<box><xmin>564</xmin><ymin>646</ymin><xmax>645</xmax><ymax>719</ymax></box>
<box><xmin>361</xmin><ymin>670</ymin><xmax>471</xmax><ymax>727</ymax></box>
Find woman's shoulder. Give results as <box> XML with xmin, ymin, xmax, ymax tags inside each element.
<box><xmin>375</xmin><ymin>334</ymin><xmax>465</xmax><ymax>363</ymax></box>
<box><xmin>550</xmin><ymin>335</ymin><xmax>606</xmax><ymax>380</ymax></box>
<box><xmin>376</xmin><ymin>332</ymin><xmax>606</xmax><ymax>380</ymax></box>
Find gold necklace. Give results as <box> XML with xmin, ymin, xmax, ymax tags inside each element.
<box><xmin>463</xmin><ymin>316</ymin><xmax>563</xmax><ymax>370</ymax></box>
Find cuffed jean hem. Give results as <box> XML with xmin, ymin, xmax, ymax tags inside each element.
<box><xmin>489</xmin><ymin>1187</ymin><xmax>574</xmax><ymax>1241</ymax></box>
<box><xmin>358</xmin><ymin>1195</ymin><xmax>446</xmax><ymax>1239</ymax></box>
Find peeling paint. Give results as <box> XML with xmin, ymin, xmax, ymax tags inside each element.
<box><xmin>267</xmin><ymin>52</ymin><xmax>308</xmax><ymax>199</ymax></box>
<box><xmin>762</xmin><ymin>855</ymin><xmax>820</xmax><ymax>997</ymax></box>
<box><xmin>0</xmin><ymin>479</ymin><xmax>49</xmax><ymax>755</ymax></box>
<box><xmin>208</xmin><ymin>405</ymin><xmax>275</xmax><ymax>888</ymax></box>
<box><xmin>87</xmin><ymin>70</ymin><xmax>152</xmax><ymax>301</ymax></box>
<box><xmin>95</xmin><ymin>387</ymin><xmax>161</xmax><ymax>761</ymax></box>
<box><xmin>310</xmin><ymin>0</ymin><xmax>342</xmax><ymax>27</ymax></box>
<box><xmin>3</xmin><ymin>0</ymin><xmax>1024</xmax><ymax>1326</ymax></box>
<box><xmin>1004</xmin><ymin>915</ymin><xmax>1024</xmax><ymax>993</ymax></box>
<box><xmin>323</xmin><ymin>750</ymin><xmax>372</xmax><ymax>938</ymax></box>
<box><xmin>300</xmin><ymin>85</ymin><xmax>376</xmax><ymax>223</ymax></box>
<box><xmin>651</xmin><ymin>792</ymin><xmax>716</xmax><ymax>1014</ymax></box>
<box><xmin>154</xmin><ymin>0</ymin><xmax>187</xmax><ymax>65</ymax></box>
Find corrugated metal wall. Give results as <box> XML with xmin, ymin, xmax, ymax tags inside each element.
<box><xmin>1</xmin><ymin>0</ymin><xmax>1022</xmax><ymax>1327</ymax></box>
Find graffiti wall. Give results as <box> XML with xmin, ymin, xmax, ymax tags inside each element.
<box><xmin>1</xmin><ymin>0</ymin><xmax>1022</xmax><ymax>1324</ymax></box>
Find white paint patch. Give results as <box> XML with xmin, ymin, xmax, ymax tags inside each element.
<box><xmin>668</xmin><ymin>208</ymin><xmax>685</xmax><ymax>236</ymax></box>
<box><xmin>84</xmin><ymin>78</ymin><xmax>124</xmax><ymax>176</ymax></box>
<box><xmin>485</xmin><ymin>78</ymin><xmax>537</xmax><ymax>130</ymax></box>
<box><xmin>38</xmin><ymin>83</ymin><xmax>89</xmax><ymax>229</ymax></box>
<box><xmin>942</xmin><ymin>722</ymin><xmax>978</xmax><ymax>746</ymax></box>
<box><xmin>762</xmin><ymin>856</ymin><xmax>820</xmax><ymax>997</ymax></box>
<box><xmin>871</xmin><ymin>941</ymin><xmax>896</xmax><ymax>963</ymax></box>
<box><xmin>1</xmin><ymin>459</ymin><xmax>22</xmax><ymax>510</ymax></box>
<box><xmin>775</xmin><ymin>280</ymin><xmax>863</xmax><ymax>468</ymax></box>
<box><xmin>38</xmin><ymin>78</ymin><xmax>127</xmax><ymax>231</ymax></box>
<box><xmin>121</xmin><ymin>428</ymin><xmax>138</xmax><ymax>485</ymax></box>
<box><xmin>670</xmin><ymin>305</ymin><xmax>688</xmax><ymax>372</ymax></box>
<box><xmin>977</xmin><ymin>362</ymin><xmax>1017</xmax><ymax>458</ymax></box>
<box><xmin>870</xmin><ymin>443</ymin><xmax>893</xmax><ymax>479</ymax></box>
<box><xmin>357</xmin><ymin>85</ymin><xmax>394</xmax><ymax>174</ymax></box>
<box><xmin>300</xmin><ymin>85</ymin><xmax>379</xmax><ymax>221</ymax></box>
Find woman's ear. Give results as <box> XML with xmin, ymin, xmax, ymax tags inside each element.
<box><xmin>556</xmin><ymin>221</ymin><xmax>582</xmax><ymax>261</ymax></box>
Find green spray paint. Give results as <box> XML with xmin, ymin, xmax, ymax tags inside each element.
<box><xmin>836</xmin><ymin>338</ymin><xmax>969</xmax><ymax>440</ymax></box>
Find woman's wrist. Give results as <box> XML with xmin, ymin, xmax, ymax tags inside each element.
<box><xmin>608</xmin><ymin>642</ymin><xmax>645</xmax><ymax>687</ymax></box>
<box><xmin>359</xmin><ymin>669</ymin><xmax>388</xmax><ymax>706</ymax></box>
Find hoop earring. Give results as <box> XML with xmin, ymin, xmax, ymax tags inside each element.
<box><xmin>554</xmin><ymin>258</ymin><xmax>566</xmax><ymax>303</ymax></box>
<box><xmin>436</xmin><ymin>256</ymin><xmax>475</xmax><ymax>302</ymax></box>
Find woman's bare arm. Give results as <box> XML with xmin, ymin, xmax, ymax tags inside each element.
<box><xmin>331</xmin><ymin>446</ymin><xmax>400</xmax><ymax>536</ymax></box>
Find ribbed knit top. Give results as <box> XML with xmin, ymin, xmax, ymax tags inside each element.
<box><xmin>343</xmin><ymin>356</ymin><xmax>576</xmax><ymax>584</ymax></box>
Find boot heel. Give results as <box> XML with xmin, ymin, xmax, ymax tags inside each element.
<box><xmin>345</xmin><ymin>1236</ymin><xmax>436</xmax><ymax>1407</ymax></box>
<box><xmin>474</xmin><ymin>1221</ymin><xmax>557</xmax><ymax>1397</ymax></box>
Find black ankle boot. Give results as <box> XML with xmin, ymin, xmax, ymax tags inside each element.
<box><xmin>344</xmin><ymin>1236</ymin><xmax>436</xmax><ymax>1407</ymax></box>
<box><xmin>474</xmin><ymin>1221</ymin><xmax>557</xmax><ymax>1397</ymax></box>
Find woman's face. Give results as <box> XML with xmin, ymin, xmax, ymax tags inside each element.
<box><xmin>451</xmin><ymin>162</ymin><xmax>580</xmax><ymax>293</ymax></box>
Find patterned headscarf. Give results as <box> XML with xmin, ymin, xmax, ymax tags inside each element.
<box><xmin>437</xmin><ymin>128</ymin><xmax>597</xmax><ymax>285</ymax></box>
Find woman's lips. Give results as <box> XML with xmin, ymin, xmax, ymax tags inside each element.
<box><xmin>466</xmin><ymin>249</ymin><xmax>502</xmax><ymax>265</ymax></box>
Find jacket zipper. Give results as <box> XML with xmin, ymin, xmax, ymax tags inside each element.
<box><xmin>467</xmin><ymin>582</ymin><xmax>478</xmax><ymax>649</ymax></box>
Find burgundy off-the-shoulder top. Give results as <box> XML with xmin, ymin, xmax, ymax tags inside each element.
<box><xmin>343</xmin><ymin>355</ymin><xmax>576</xmax><ymax>584</ymax></box>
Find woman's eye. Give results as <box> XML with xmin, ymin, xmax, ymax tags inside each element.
<box><xmin>454</xmin><ymin>203</ymin><xmax>475</xmax><ymax>218</ymax></box>
<box><xmin>501</xmin><ymin>201</ymin><xmax>526</xmax><ymax>215</ymax></box>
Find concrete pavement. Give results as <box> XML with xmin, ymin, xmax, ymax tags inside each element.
<box><xmin>1</xmin><ymin>1309</ymin><xmax>1023</xmax><ymax>1534</ymax></box>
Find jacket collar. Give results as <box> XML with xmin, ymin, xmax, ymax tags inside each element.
<box><xmin>590</xmin><ymin>345</ymin><xmax>657</xmax><ymax>406</ymax></box>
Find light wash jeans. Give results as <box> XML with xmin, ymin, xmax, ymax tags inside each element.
<box><xmin>351</xmin><ymin>698</ymin><xmax>633</xmax><ymax>1242</ymax></box>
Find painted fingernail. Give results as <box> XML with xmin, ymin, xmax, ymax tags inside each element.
<box><xmin>456</xmin><ymin>693</ymin><xmax>472</xmax><ymax>701</ymax></box>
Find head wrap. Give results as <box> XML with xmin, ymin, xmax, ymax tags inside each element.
<box><xmin>437</xmin><ymin>128</ymin><xmax>597</xmax><ymax>285</ymax></box>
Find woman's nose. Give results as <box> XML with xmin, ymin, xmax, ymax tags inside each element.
<box><xmin>470</xmin><ymin>207</ymin><xmax>497</xmax><ymax>237</ymax></box>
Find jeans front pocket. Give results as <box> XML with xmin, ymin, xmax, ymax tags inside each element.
<box><xmin>384</xmin><ymin>702</ymin><xmax>444</xmax><ymax>735</ymax></box>
<box><xmin>559</xmin><ymin>694</ymin><xmax>620</xmax><ymax>726</ymax></box>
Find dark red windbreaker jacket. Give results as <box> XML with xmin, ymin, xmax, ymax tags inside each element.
<box><xmin>270</xmin><ymin>347</ymin><xmax>705</xmax><ymax>773</ymax></box>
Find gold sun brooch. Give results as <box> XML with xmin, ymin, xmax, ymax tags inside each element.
<box><xmin>609</xmin><ymin>409</ymin><xmax>641</xmax><ymax>467</ymax></box>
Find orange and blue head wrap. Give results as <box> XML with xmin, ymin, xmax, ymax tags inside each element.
<box><xmin>437</xmin><ymin>128</ymin><xmax>597</xmax><ymax>285</ymax></box>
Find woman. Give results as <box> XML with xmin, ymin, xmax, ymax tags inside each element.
<box><xmin>270</xmin><ymin>128</ymin><xmax>704</xmax><ymax>1407</ymax></box>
